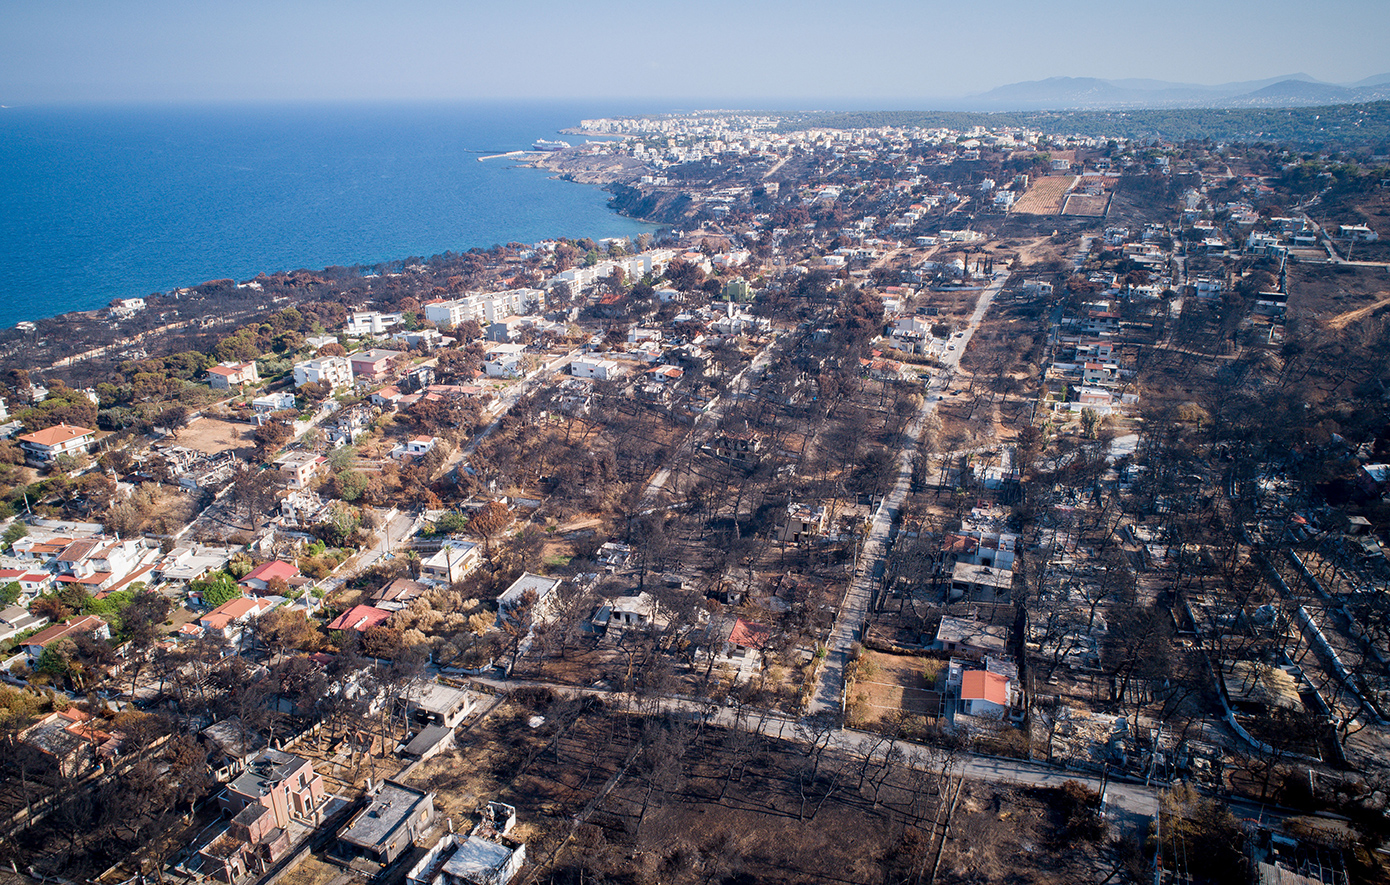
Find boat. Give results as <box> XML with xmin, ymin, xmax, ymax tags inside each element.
<box><xmin>532</xmin><ymin>139</ymin><xmax>571</xmax><ymax>151</ymax></box>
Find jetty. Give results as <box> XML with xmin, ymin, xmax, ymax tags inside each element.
<box><xmin>477</xmin><ymin>150</ymin><xmax>538</xmax><ymax>162</ymax></box>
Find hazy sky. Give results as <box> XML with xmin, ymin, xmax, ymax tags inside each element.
<box><xmin>4</xmin><ymin>0</ymin><xmax>1388</xmax><ymax>106</ymax></box>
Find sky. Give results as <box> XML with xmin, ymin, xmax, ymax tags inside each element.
<box><xmin>3</xmin><ymin>0</ymin><xmax>1389</xmax><ymax>107</ymax></box>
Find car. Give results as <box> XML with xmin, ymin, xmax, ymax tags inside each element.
<box><xmin>948</xmin><ymin>344</ymin><xmax>956</xmax><ymax>350</ymax></box>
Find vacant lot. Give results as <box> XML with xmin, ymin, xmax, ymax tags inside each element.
<box><xmin>1060</xmin><ymin>193</ymin><xmax>1111</xmax><ymax>216</ymax></box>
<box><xmin>1289</xmin><ymin>262</ymin><xmax>1390</xmax><ymax>321</ymax></box>
<box><xmin>1012</xmin><ymin>177</ymin><xmax>1076</xmax><ymax>215</ymax></box>
<box><xmin>176</xmin><ymin>414</ymin><xmax>256</xmax><ymax>457</ymax></box>
<box><xmin>851</xmin><ymin>651</ymin><xmax>942</xmax><ymax>728</ymax></box>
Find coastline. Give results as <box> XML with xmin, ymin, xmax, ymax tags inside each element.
<box><xmin>0</xmin><ymin>139</ymin><xmax>673</xmax><ymax>373</ymax></box>
<box><xmin>0</xmin><ymin>103</ymin><xmax>659</xmax><ymax>329</ymax></box>
<box><xmin>524</xmin><ymin>145</ymin><xmax>652</xmax><ymax>187</ymax></box>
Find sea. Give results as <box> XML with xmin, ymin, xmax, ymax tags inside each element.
<box><xmin>0</xmin><ymin>101</ymin><xmax>666</xmax><ymax>329</ymax></box>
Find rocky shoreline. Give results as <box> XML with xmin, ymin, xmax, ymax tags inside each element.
<box><xmin>526</xmin><ymin>148</ymin><xmax>651</xmax><ymax>188</ymax></box>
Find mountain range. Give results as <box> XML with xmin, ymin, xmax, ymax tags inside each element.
<box><xmin>961</xmin><ymin>73</ymin><xmax>1390</xmax><ymax>110</ymax></box>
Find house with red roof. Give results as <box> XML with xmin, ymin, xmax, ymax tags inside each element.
<box><xmin>239</xmin><ymin>560</ymin><xmax>301</xmax><ymax>595</ymax></box>
<box><xmin>207</xmin><ymin>361</ymin><xmax>260</xmax><ymax>391</ymax></box>
<box><xmin>728</xmin><ymin>618</ymin><xmax>772</xmax><ymax>650</ymax></box>
<box><xmin>0</xmin><ymin>568</ymin><xmax>54</xmax><ymax>597</ymax></box>
<box><xmin>959</xmin><ymin>670</ymin><xmax>1012</xmax><ymax>717</ymax></box>
<box><xmin>11</xmin><ymin>535</ymin><xmax>77</xmax><ymax>564</ymax></box>
<box><xmin>200</xmin><ymin>597</ymin><xmax>277</xmax><ymax>642</ymax></box>
<box><xmin>18</xmin><ymin>423</ymin><xmax>95</xmax><ymax>465</ymax></box>
<box><xmin>23</xmin><ymin>615</ymin><xmax>110</xmax><ymax>664</ymax></box>
<box><xmin>326</xmin><ymin>605</ymin><xmax>393</xmax><ymax>633</ymax></box>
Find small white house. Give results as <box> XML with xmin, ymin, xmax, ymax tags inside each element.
<box><xmin>390</xmin><ymin>436</ymin><xmax>438</xmax><ymax>462</ymax></box>
<box><xmin>207</xmin><ymin>361</ymin><xmax>261</xmax><ymax>390</ymax></box>
<box><xmin>252</xmin><ymin>391</ymin><xmax>297</xmax><ymax>423</ymax></box>
<box><xmin>959</xmin><ymin>669</ymin><xmax>1012</xmax><ymax>717</ymax></box>
<box><xmin>420</xmin><ymin>540</ymin><xmax>480</xmax><ymax>585</ymax></box>
<box><xmin>482</xmin><ymin>344</ymin><xmax>528</xmax><ymax>379</ymax></box>
<box><xmin>569</xmin><ymin>357</ymin><xmax>622</xmax><ymax>381</ymax></box>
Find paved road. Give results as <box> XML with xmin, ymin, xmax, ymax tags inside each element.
<box><xmin>469</xmin><ymin>671</ymin><xmax>1344</xmax><ymax>833</ymax></box>
<box><xmin>437</xmin><ymin>347</ymin><xmax>583</xmax><ymax>479</ymax></box>
<box><xmin>807</xmin><ymin>271</ymin><xmax>1011</xmax><ymax>716</ymax></box>
<box><xmin>469</xmin><ymin>672</ymin><xmax>1162</xmax><ymax>818</ymax></box>
<box><xmin>303</xmin><ymin>506</ymin><xmax>422</xmax><ymax>613</ymax></box>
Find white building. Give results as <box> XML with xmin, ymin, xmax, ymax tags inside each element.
<box><xmin>108</xmin><ymin>298</ymin><xmax>147</xmax><ymax>319</ymax></box>
<box><xmin>345</xmin><ymin>311</ymin><xmax>404</xmax><ymax>336</ymax></box>
<box><xmin>482</xmin><ymin>343</ymin><xmax>528</xmax><ymax>378</ymax></box>
<box><xmin>18</xmin><ymin>424</ymin><xmax>95</xmax><ymax>465</ymax></box>
<box><xmin>423</xmin><ymin>288</ymin><xmax>545</xmax><ymax>328</ymax></box>
<box><xmin>390</xmin><ymin>435</ymin><xmax>438</xmax><ymax>462</ymax></box>
<box><xmin>497</xmin><ymin>573</ymin><xmax>561</xmax><ymax>627</ymax></box>
<box><xmin>293</xmin><ymin>356</ymin><xmax>354</xmax><ymax>390</ymax></box>
<box><xmin>569</xmin><ymin>357</ymin><xmax>622</xmax><ymax>381</ymax></box>
<box><xmin>420</xmin><ymin>539</ymin><xmax>481</xmax><ymax>585</ymax></box>
<box><xmin>252</xmin><ymin>391</ymin><xmax>297</xmax><ymax>421</ymax></box>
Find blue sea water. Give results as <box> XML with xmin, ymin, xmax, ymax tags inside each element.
<box><xmin>0</xmin><ymin>101</ymin><xmax>662</xmax><ymax>329</ymax></box>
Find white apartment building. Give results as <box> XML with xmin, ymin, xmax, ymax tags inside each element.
<box><xmin>422</xmin><ymin>288</ymin><xmax>544</xmax><ymax>328</ymax></box>
<box><xmin>293</xmin><ymin>356</ymin><xmax>354</xmax><ymax>390</ymax></box>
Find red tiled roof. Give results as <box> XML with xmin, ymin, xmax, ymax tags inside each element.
<box><xmin>327</xmin><ymin>605</ymin><xmax>393</xmax><ymax>632</ymax></box>
<box><xmin>18</xmin><ymin>424</ymin><xmax>94</xmax><ymax>448</ymax></box>
<box><xmin>25</xmin><ymin>615</ymin><xmax>107</xmax><ymax>649</ymax></box>
<box><xmin>56</xmin><ymin>573</ymin><xmax>109</xmax><ymax>586</ymax></box>
<box><xmin>241</xmin><ymin>560</ymin><xmax>300</xmax><ymax>586</ymax></box>
<box><xmin>728</xmin><ymin>618</ymin><xmax>772</xmax><ymax>649</ymax></box>
<box><xmin>960</xmin><ymin>670</ymin><xmax>1009</xmax><ymax>706</ymax></box>
<box><xmin>201</xmin><ymin>597</ymin><xmax>271</xmax><ymax>630</ymax></box>
<box><xmin>942</xmin><ymin>534</ymin><xmax>979</xmax><ymax>554</ymax></box>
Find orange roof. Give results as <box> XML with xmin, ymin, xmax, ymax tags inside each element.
<box><xmin>942</xmin><ymin>534</ymin><xmax>979</xmax><ymax>554</ymax></box>
<box><xmin>201</xmin><ymin>597</ymin><xmax>269</xmax><ymax>630</ymax></box>
<box><xmin>241</xmin><ymin>560</ymin><xmax>300</xmax><ymax>586</ymax></box>
<box><xmin>56</xmin><ymin>573</ymin><xmax>109</xmax><ymax>585</ymax></box>
<box><xmin>960</xmin><ymin>670</ymin><xmax>1009</xmax><ymax>706</ymax></box>
<box><xmin>728</xmin><ymin>618</ymin><xmax>772</xmax><ymax>649</ymax></box>
<box><xmin>327</xmin><ymin>605</ymin><xmax>393</xmax><ymax>632</ymax></box>
<box><xmin>25</xmin><ymin>615</ymin><xmax>107</xmax><ymax>649</ymax></box>
<box><xmin>19</xmin><ymin>424</ymin><xmax>93</xmax><ymax>447</ymax></box>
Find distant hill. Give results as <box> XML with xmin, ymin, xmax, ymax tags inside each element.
<box><xmin>1347</xmin><ymin>73</ymin><xmax>1390</xmax><ymax>88</ymax></box>
<box><xmin>964</xmin><ymin>73</ymin><xmax>1390</xmax><ymax>110</ymax></box>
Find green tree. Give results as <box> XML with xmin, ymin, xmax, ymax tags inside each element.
<box><xmin>432</xmin><ymin>511</ymin><xmax>471</xmax><ymax>534</ymax></box>
<box><xmin>36</xmin><ymin>643</ymin><xmax>72</xmax><ymax>678</ymax></box>
<box><xmin>2</xmin><ymin>521</ymin><xmax>27</xmax><ymax>551</ymax></box>
<box><xmin>1080</xmin><ymin>407</ymin><xmax>1100</xmax><ymax>439</ymax></box>
<box><xmin>313</xmin><ymin>502</ymin><xmax>362</xmax><ymax>548</ymax></box>
<box><xmin>192</xmin><ymin>572</ymin><xmax>242</xmax><ymax>607</ymax></box>
<box><xmin>335</xmin><ymin>469</ymin><xmax>368</xmax><ymax>502</ymax></box>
